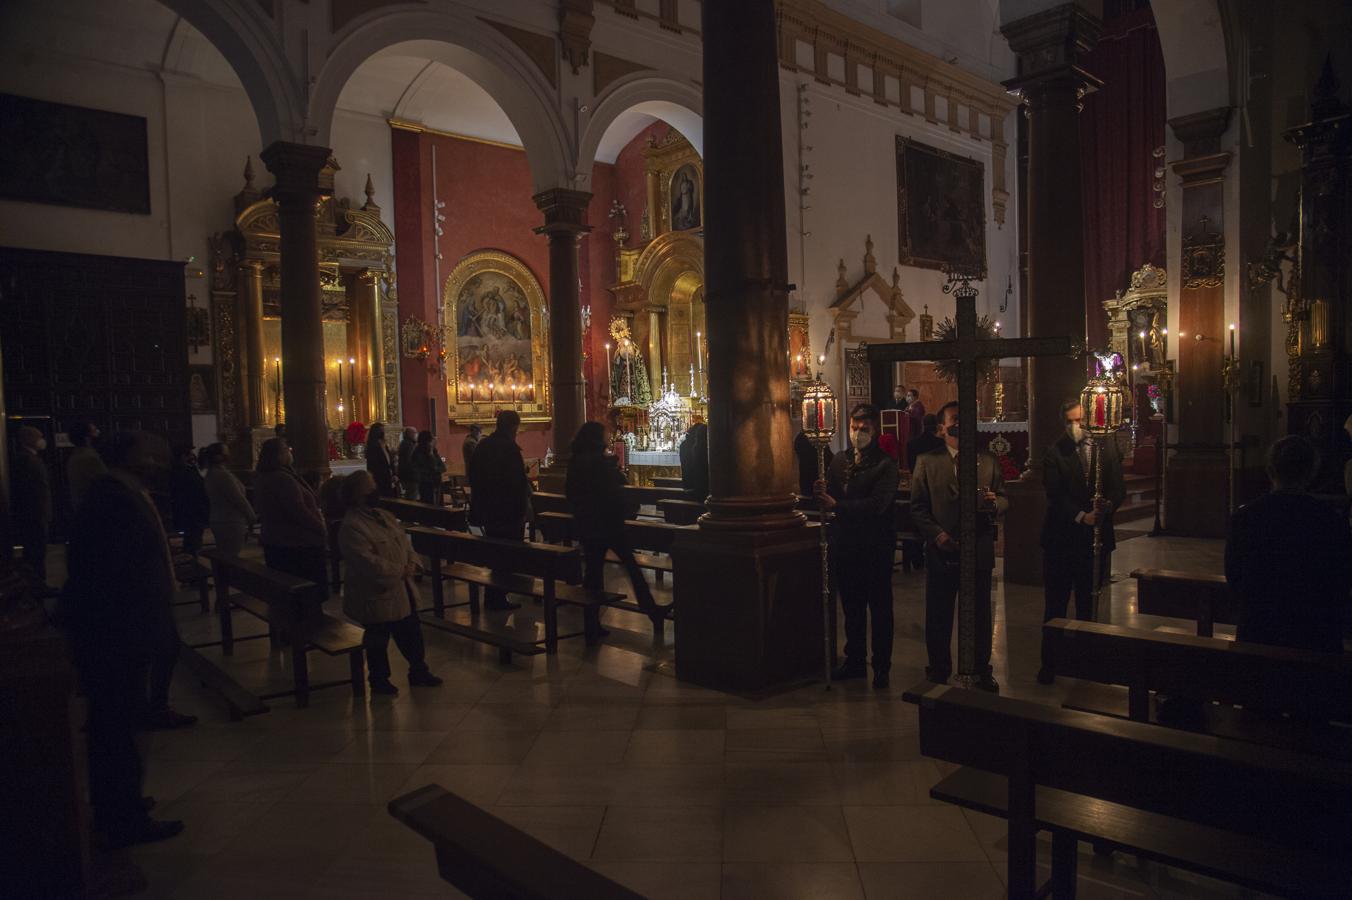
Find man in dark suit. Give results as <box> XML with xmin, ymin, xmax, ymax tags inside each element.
<box><xmin>467</xmin><ymin>410</ymin><xmax>530</xmax><ymax>610</ymax></box>
<box><xmin>1226</xmin><ymin>436</ymin><xmax>1352</xmax><ymax>654</ymax></box>
<box><xmin>1037</xmin><ymin>398</ymin><xmax>1126</xmax><ymax>684</ymax></box>
<box><xmin>59</xmin><ymin>431</ymin><xmax>186</xmax><ymax>848</ymax></box>
<box><xmin>815</xmin><ymin>404</ymin><xmax>899</xmax><ymax>688</ymax></box>
<box><xmin>11</xmin><ymin>425</ymin><xmax>51</xmax><ymax>583</ymax></box>
<box><xmin>910</xmin><ymin>401</ymin><xmax>1007</xmax><ymax>692</ymax></box>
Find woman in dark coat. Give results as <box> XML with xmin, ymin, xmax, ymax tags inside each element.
<box><xmin>408</xmin><ymin>430</ymin><xmax>447</xmax><ymax>504</ymax></box>
<box><xmin>253</xmin><ymin>437</ymin><xmax>328</xmax><ymax>600</ymax></box>
<box><xmin>565</xmin><ymin>422</ymin><xmax>659</xmax><ymax>630</ymax></box>
<box><xmin>678</xmin><ymin>421</ymin><xmax>709</xmax><ymax>501</ymax></box>
<box><xmin>365</xmin><ymin>422</ymin><xmax>398</xmax><ymax>497</ymax></box>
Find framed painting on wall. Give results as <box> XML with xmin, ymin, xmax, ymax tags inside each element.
<box><xmin>896</xmin><ymin>136</ymin><xmax>986</xmax><ymax>272</ymax></box>
<box><xmin>444</xmin><ymin>250</ymin><xmax>551</xmax><ymax>425</ymax></box>
<box><xmin>188</xmin><ymin>365</ymin><xmax>216</xmax><ymax>413</ymax></box>
<box><xmin>0</xmin><ymin>93</ymin><xmax>151</xmax><ymax>214</ymax></box>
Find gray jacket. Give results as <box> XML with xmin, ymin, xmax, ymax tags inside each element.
<box><xmin>338</xmin><ymin>506</ymin><xmax>418</xmax><ymax>624</ymax></box>
<box><xmin>909</xmin><ymin>446</ymin><xmax>1008</xmax><ymax>570</ymax></box>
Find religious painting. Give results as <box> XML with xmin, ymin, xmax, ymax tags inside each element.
<box><xmin>896</xmin><ymin>136</ymin><xmax>986</xmax><ymax>272</ymax></box>
<box><xmin>0</xmin><ymin>93</ymin><xmax>150</xmax><ymax>214</ymax></box>
<box><xmin>669</xmin><ymin>163</ymin><xmax>702</xmax><ymax>232</ymax></box>
<box><xmin>444</xmin><ymin>250</ymin><xmax>550</xmax><ymax>425</ymax></box>
<box><xmin>188</xmin><ymin>365</ymin><xmax>216</xmax><ymax>413</ymax></box>
<box><xmin>789</xmin><ymin>312</ymin><xmax>813</xmax><ymax>381</ymax></box>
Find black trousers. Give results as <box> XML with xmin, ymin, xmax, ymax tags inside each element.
<box><xmin>924</xmin><ymin>547</ymin><xmax>993</xmax><ymax>680</ymax></box>
<box><xmin>148</xmin><ymin>640</ymin><xmax>179</xmax><ymax>711</ymax></box>
<box><xmin>263</xmin><ymin>544</ymin><xmax>330</xmax><ymax>603</ymax></box>
<box><xmin>363</xmin><ymin>613</ymin><xmax>430</xmax><ymax>684</ymax></box>
<box><xmin>417</xmin><ymin>483</ymin><xmax>436</xmax><ymax>505</ymax></box>
<box><xmin>581</xmin><ymin>532</ymin><xmax>655</xmax><ymax>610</ymax></box>
<box><xmin>20</xmin><ymin>528</ymin><xmax>47</xmax><ymax>583</ymax></box>
<box><xmin>1041</xmin><ymin>548</ymin><xmax>1110</xmax><ymax>670</ymax></box>
<box><xmin>81</xmin><ymin>655</ymin><xmax>148</xmax><ymax>832</ymax></box>
<box><xmin>836</xmin><ymin>550</ymin><xmax>895</xmax><ymax>673</ymax></box>
<box><xmin>181</xmin><ymin>525</ymin><xmax>205</xmax><ymax>556</ymax></box>
<box><xmin>482</xmin><ymin>521</ymin><xmax>524</xmax><ymax>606</ymax></box>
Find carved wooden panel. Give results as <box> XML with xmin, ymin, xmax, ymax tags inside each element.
<box><xmin>0</xmin><ymin>246</ymin><xmax>189</xmax><ymax>442</ymax></box>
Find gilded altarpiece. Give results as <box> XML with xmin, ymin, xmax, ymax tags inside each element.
<box><xmin>209</xmin><ymin>161</ymin><xmax>400</xmax><ymax>453</ymax></box>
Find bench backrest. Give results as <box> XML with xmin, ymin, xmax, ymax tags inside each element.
<box><xmin>407</xmin><ymin>527</ymin><xmax>581</xmax><ymax>583</ymax></box>
<box><xmin>201</xmin><ymin>548</ymin><xmax>317</xmax><ymax>606</ymax></box>
<box><xmin>1130</xmin><ymin>568</ymin><xmax>1233</xmax><ymax>634</ymax></box>
<box><xmin>534</xmin><ymin>510</ymin><xmax>690</xmax><ymax>553</ymax></box>
<box><xmin>1043</xmin><ymin>619</ymin><xmax>1352</xmax><ymax>722</ymax></box>
<box><xmin>623</xmin><ymin>484</ymin><xmax>689</xmax><ymax>506</ymax></box>
<box><xmin>906</xmin><ymin>682</ymin><xmax>1352</xmax><ymax>849</ymax></box>
<box><xmin>530</xmin><ymin>491</ymin><xmax>571</xmax><ymax>516</ymax></box>
<box><xmin>657</xmin><ymin>498</ymin><xmax>704</xmax><ymax>525</ymax></box>
<box><xmin>376</xmin><ymin>497</ymin><xmax>468</xmax><ymax>532</ymax></box>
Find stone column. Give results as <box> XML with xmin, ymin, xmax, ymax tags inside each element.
<box><xmin>1166</xmin><ymin>108</ymin><xmax>1232</xmax><ymax>537</ymax></box>
<box><xmin>260</xmin><ymin>142</ymin><xmax>332</xmax><ymax>482</ymax></box>
<box><xmin>241</xmin><ymin>261</ymin><xmax>267</xmax><ymax>428</ymax></box>
<box><xmin>999</xmin><ymin>4</ymin><xmax>1100</xmax><ymax>586</ymax></box>
<box><xmin>533</xmin><ymin>189</ymin><xmax>592</xmax><ymax>468</ymax></box>
<box><xmin>648</xmin><ymin>309</ymin><xmax>663</xmax><ymax>389</ymax></box>
<box><xmin>670</xmin><ymin>0</ymin><xmax>819</xmax><ymax>692</ymax></box>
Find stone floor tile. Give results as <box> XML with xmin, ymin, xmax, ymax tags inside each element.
<box><xmin>523</xmin><ymin>729</ymin><xmax>633</xmax><ymax>766</ymax></box>
<box><xmin>588</xmin><ymin>861</ymin><xmax>722</xmax><ymax>900</ymax></box>
<box><xmin>856</xmin><ymin>861</ymin><xmax>1005</xmax><ymax>899</ymax></box>
<box><xmin>721</xmin><ymin>862</ymin><xmax>866</xmax><ymax>900</ymax></box>
<box><xmin>844</xmin><ymin>805</ymin><xmax>987</xmax><ymax>863</ymax></box>
<box><xmin>723</xmin><ymin>806</ymin><xmax>854</xmax><ymax>862</ymax></box>
<box><xmin>623</xmin><ymin>728</ymin><xmax>726</xmax><ymax>765</ymax></box>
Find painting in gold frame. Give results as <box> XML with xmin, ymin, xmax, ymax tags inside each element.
<box><xmin>789</xmin><ymin>312</ymin><xmax>813</xmax><ymax>381</ymax></box>
<box><xmin>444</xmin><ymin>250</ymin><xmax>551</xmax><ymax>425</ymax></box>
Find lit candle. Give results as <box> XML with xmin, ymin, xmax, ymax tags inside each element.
<box><xmin>695</xmin><ymin>330</ymin><xmax>703</xmax><ymax>395</ymax></box>
<box><xmin>1161</xmin><ymin>327</ymin><xmax>1169</xmax><ymax>359</ymax></box>
<box><xmin>1229</xmin><ymin>323</ymin><xmax>1236</xmax><ymax>358</ymax></box>
<box><xmin>605</xmin><ymin>342</ymin><xmax>612</xmax><ymax>395</ymax></box>
<box><xmin>467</xmin><ymin>380</ymin><xmax>475</xmax><ymax>403</ymax></box>
<box><xmin>274</xmin><ymin>356</ymin><xmax>282</xmax><ymax>422</ymax></box>
<box><xmin>349</xmin><ymin>357</ymin><xmax>357</xmax><ymax>418</ymax></box>
<box><xmin>489</xmin><ymin>382</ymin><xmax>496</xmax><ymax>401</ymax></box>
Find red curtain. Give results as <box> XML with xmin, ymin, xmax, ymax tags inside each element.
<box><xmin>1080</xmin><ymin>7</ymin><xmax>1167</xmax><ymax>351</ymax></box>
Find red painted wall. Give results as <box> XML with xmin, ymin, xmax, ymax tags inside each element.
<box><xmin>391</xmin><ymin>127</ymin><xmax>644</xmax><ymax>468</ymax></box>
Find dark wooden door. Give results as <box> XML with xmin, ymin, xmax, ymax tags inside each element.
<box><xmin>0</xmin><ymin>246</ymin><xmax>188</xmax><ymax>532</ymax></box>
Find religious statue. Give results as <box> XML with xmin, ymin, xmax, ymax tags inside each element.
<box><xmin>608</xmin><ymin>317</ymin><xmax>652</xmax><ymax>406</ymax></box>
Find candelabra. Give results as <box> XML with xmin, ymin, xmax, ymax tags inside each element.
<box><xmin>801</xmin><ymin>357</ymin><xmax>838</xmax><ymax>689</ymax></box>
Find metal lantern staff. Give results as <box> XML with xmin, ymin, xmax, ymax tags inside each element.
<box><xmin>801</xmin><ymin>356</ymin><xmax>838</xmax><ymax>689</ymax></box>
<box><xmin>1079</xmin><ymin>364</ymin><xmax>1129</xmax><ymax>607</ymax></box>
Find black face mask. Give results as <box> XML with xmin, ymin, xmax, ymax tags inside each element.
<box><xmin>946</xmin><ymin>424</ymin><xmax>959</xmax><ymax>438</ymax></box>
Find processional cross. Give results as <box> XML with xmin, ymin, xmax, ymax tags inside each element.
<box><xmin>867</xmin><ymin>265</ymin><xmax>1079</xmax><ymax>684</ymax></box>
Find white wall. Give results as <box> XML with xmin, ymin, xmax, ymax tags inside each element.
<box><xmin>781</xmin><ymin>72</ymin><xmax>1020</xmax><ymax>405</ymax></box>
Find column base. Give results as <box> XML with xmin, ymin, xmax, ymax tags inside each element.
<box><xmin>1002</xmin><ymin>474</ymin><xmax>1047</xmax><ymax>586</ymax></box>
<box><xmin>1165</xmin><ymin>449</ymin><xmax>1229</xmax><ymax>538</ymax></box>
<box><xmin>671</xmin><ymin>525</ymin><xmax>822</xmax><ymax>693</ymax></box>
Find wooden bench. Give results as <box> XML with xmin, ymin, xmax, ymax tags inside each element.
<box><xmin>651</xmin><ymin>476</ymin><xmax>684</xmax><ymax>489</ymax></box>
<box><xmin>376</xmin><ymin>497</ymin><xmax>469</xmax><ymax>532</ymax></box>
<box><xmin>904</xmin><ymin>681</ymin><xmax>1352</xmax><ymax>899</ymax></box>
<box><xmin>177</xmin><ymin>643</ymin><xmax>268</xmax><ymax>721</ymax></box>
<box><xmin>1044</xmin><ymin>618</ymin><xmax>1352</xmax><ymax>757</ymax></box>
<box><xmin>623</xmin><ymin>484</ymin><xmax>690</xmax><ymax>509</ymax></box>
<box><xmin>199</xmin><ymin>550</ymin><xmax>366</xmax><ymax>708</ymax></box>
<box><xmin>1130</xmin><ymin>568</ymin><xmax>1233</xmax><ymax>636</ymax></box>
<box><xmin>657</xmin><ymin>498</ymin><xmax>705</xmax><ymax>525</ymax></box>
<box><xmin>173</xmin><ymin>556</ymin><xmax>212</xmax><ymax>612</ymax></box>
<box><xmin>407</xmin><ymin>527</ymin><xmax>624</xmax><ymax>662</ymax></box>
<box><xmin>389</xmin><ymin>785</ymin><xmax>643</xmax><ymax>899</ymax></box>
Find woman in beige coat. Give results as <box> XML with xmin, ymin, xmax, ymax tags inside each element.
<box><xmin>338</xmin><ymin>471</ymin><xmax>442</xmax><ymax>695</ymax></box>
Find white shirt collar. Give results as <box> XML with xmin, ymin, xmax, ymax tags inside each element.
<box><xmin>946</xmin><ymin>444</ymin><xmax>958</xmax><ymax>458</ymax></box>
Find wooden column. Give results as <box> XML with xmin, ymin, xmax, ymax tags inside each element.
<box><xmin>261</xmin><ymin>142</ymin><xmax>332</xmax><ymax>482</ymax></box>
<box><xmin>1167</xmin><ymin>108</ymin><xmax>1232</xmax><ymax>537</ymax></box>
<box><xmin>1000</xmin><ymin>4</ymin><xmax>1101</xmax><ymax>585</ymax></box>
<box><xmin>240</xmin><ymin>261</ymin><xmax>267</xmax><ymax>428</ymax></box>
<box><xmin>670</xmin><ymin>0</ymin><xmax>819</xmax><ymax>692</ymax></box>
<box><xmin>533</xmin><ymin>189</ymin><xmax>592</xmax><ymax>466</ymax></box>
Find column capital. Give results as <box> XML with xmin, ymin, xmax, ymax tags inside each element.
<box><xmin>1169</xmin><ymin>106</ymin><xmax>1233</xmax><ymax>158</ymax></box>
<box><xmin>532</xmin><ymin>187</ymin><xmax>594</xmax><ymax>236</ymax></box>
<box><xmin>260</xmin><ymin>142</ymin><xmax>333</xmax><ymax>200</ymax></box>
<box><xmin>1001</xmin><ymin>3</ymin><xmax>1101</xmax><ymax>98</ymax></box>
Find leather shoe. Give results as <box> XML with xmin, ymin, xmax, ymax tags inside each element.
<box><xmin>369</xmin><ymin>679</ymin><xmax>400</xmax><ymax>696</ymax></box>
<box><xmin>975</xmin><ymin>675</ymin><xmax>1000</xmax><ymax>694</ymax></box>
<box><xmin>1036</xmin><ymin>668</ymin><xmax>1056</xmax><ymax>686</ymax></box>
<box><xmin>830</xmin><ymin>664</ymin><xmax>867</xmax><ymax>681</ymax></box>
<box><xmin>872</xmin><ymin>671</ymin><xmax>890</xmax><ymax>689</ymax></box>
<box><xmin>408</xmin><ymin>671</ymin><xmax>443</xmax><ymax>688</ymax></box>
<box><xmin>102</xmin><ymin>818</ymin><xmax>184</xmax><ymax>849</ymax></box>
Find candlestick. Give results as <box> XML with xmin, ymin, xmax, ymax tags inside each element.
<box><xmin>605</xmin><ymin>342</ymin><xmax>612</xmax><ymax>398</ymax></box>
<box><xmin>695</xmin><ymin>330</ymin><xmax>703</xmax><ymax>397</ymax></box>
<box><xmin>349</xmin><ymin>357</ymin><xmax>356</xmax><ymax>420</ymax></box>
<box><xmin>274</xmin><ymin>356</ymin><xmax>282</xmax><ymax>424</ymax></box>
<box><xmin>1229</xmin><ymin>323</ymin><xmax>1236</xmax><ymax>357</ymax></box>
<box><xmin>1138</xmin><ymin>330</ymin><xmax>1148</xmax><ymax>368</ymax></box>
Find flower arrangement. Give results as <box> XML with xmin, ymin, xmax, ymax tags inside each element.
<box><xmin>998</xmin><ymin>454</ymin><xmax>1022</xmax><ymax>481</ymax></box>
<box><xmin>1146</xmin><ymin>384</ymin><xmax>1162</xmax><ymax>400</ymax></box>
<box><xmin>345</xmin><ymin>421</ymin><xmax>368</xmax><ymax>447</ymax></box>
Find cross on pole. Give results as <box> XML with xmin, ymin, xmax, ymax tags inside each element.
<box><xmin>867</xmin><ymin>265</ymin><xmax>1079</xmax><ymax>684</ymax></box>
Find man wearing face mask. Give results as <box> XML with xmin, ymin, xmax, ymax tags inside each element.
<box><xmin>814</xmin><ymin>404</ymin><xmax>900</xmax><ymax>688</ymax></box>
<box><xmin>910</xmin><ymin>401</ymin><xmax>1007</xmax><ymax>692</ymax></box>
<box><xmin>11</xmin><ymin>425</ymin><xmax>52</xmax><ymax>583</ymax></box>
<box><xmin>1037</xmin><ymin>398</ymin><xmax>1125</xmax><ymax>684</ymax></box>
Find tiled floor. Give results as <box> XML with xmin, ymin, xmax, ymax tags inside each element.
<box><xmin>94</xmin><ymin>532</ymin><xmax>1254</xmax><ymax>898</ymax></box>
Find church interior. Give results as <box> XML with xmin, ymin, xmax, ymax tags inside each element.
<box><xmin>2</xmin><ymin>0</ymin><xmax>1351</xmax><ymax>897</ymax></box>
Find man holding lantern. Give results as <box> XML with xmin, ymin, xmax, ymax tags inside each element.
<box><xmin>1037</xmin><ymin>398</ymin><xmax>1126</xmax><ymax>685</ymax></box>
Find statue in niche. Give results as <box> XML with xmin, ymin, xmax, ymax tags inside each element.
<box><xmin>671</xmin><ymin>164</ymin><xmax>701</xmax><ymax>231</ymax></box>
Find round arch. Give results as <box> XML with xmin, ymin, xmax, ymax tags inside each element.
<box><xmin>310</xmin><ymin>9</ymin><xmax>572</xmax><ymax>193</ymax></box>
<box><xmin>156</xmin><ymin>0</ymin><xmax>306</xmax><ymax>145</ymax></box>
<box><xmin>578</xmin><ymin>74</ymin><xmax>703</xmax><ymax>190</ymax></box>
<box><xmin>1151</xmin><ymin>1</ymin><xmax>1231</xmax><ymax>117</ymax></box>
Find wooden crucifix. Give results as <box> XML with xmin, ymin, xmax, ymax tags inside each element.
<box><xmin>867</xmin><ymin>267</ymin><xmax>1079</xmax><ymax>683</ymax></box>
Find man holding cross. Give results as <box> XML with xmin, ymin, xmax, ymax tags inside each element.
<box><xmin>911</xmin><ymin>401</ymin><xmax>1007</xmax><ymax>690</ymax></box>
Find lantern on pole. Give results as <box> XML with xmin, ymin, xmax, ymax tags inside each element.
<box><xmin>1079</xmin><ymin>364</ymin><xmax>1129</xmax><ymax>607</ymax></box>
<box><xmin>801</xmin><ymin>356</ymin><xmax>838</xmax><ymax>688</ymax></box>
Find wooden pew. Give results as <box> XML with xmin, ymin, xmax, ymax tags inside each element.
<box><xmin>1130</xmin><ymin>568</ymin><xmax>1233</xmax><ymax>636</ymax></box>
<box><xmin>622</xmin><ymin>484</ymin><xmax>690</xmax><ymax>508</ymax></box>
<box><xmin>389</xmin><ymin>785</ymin><xmax>643</xmax><ymax>900</ymax></box>
<box><xmin>651</xmin><ymin>476</ymin><xmax>684</xmax><ymax>489</ymax></box>
<box><xmin>1043</xmin><ymin>618</ymin><xmax>1352</xmax><ymax>757</ymax></box>
<box><xmin>407</xmin><ymin>527</ymin><xmax>625</xmax><ymax>662</ymax></box>
<box><xmin>904</xmin><ymin>681</ymin><xmax>1352</xmax><ymax>899</ymax></box>
<box><xmin>172</xmin><ymin>556</ymin><xmax>213</xmax><ymax>612</ymax></box>
<box><xmin>376</xmin><ymin>497</ymin><xmax>469</xmax><ymax>532</ymax></box>
<box><xmin>657</xmin><ymin>498</ymin><xmax>704</xmax><ymax>525</ymax></box>
<box><xmin>198</xmin><ymin>550</ymin><xmax>366</xmax><ymax>708</ymax></box>
<box><xmin>177</xmin><ymin>643</ymin><xmax>269</xmax><ymax>721</ymax></box>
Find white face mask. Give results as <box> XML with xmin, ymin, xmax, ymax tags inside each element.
<box><xmin>849</xmin><ymin>428</ymin><xmax>873</xmax><ymax>450</ymax></box>
<box><xmin>1067</xmin><ymin>422</ymin><xmax>1085</xmax><ymax>444</ymax></box>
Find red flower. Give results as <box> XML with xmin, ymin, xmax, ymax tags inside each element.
<box><xmin>998</xmin><ymin>455</ymin><xmax>1021</xmax><ymax>481</ymax></box>
<box><xmin>345</xmin><ymin>421</ymin><xmax>368</xmax><ymax>446</ymax></box>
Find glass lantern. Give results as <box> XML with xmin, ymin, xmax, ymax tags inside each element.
<box><xmin>801</xmin><ymin>376</ymin><xmax>838</xmax><ymax>449</ymax></box>
<box><xmin>1080</xmin><ymin>372</ymin><xmax>1128</xmax><ymax>437</ymax></box>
